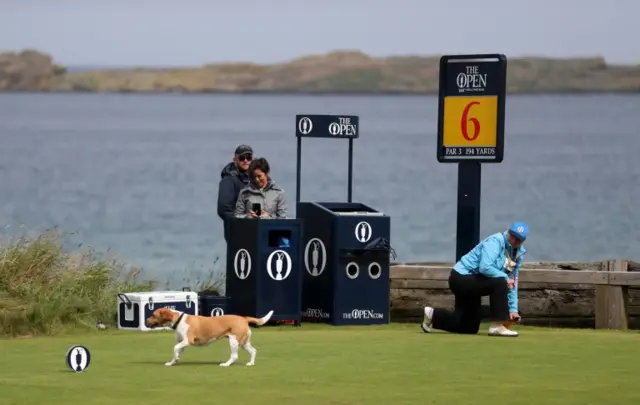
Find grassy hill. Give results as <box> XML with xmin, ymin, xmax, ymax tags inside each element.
<box><xmin>2</xmin><ymin>49</ymin><xmax>640</xmax><ymax>94</ymax></box>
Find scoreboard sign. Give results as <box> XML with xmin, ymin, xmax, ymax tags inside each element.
<box><xmin>436</xmin><ymin>54</ymin><xmax>507</xmax><ymax>163</ymax></box>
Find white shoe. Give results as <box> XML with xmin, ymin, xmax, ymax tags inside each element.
<box><xmin>488</xmin><ymin>324</ymin><xmax>519</xmax><ymax>337</ymax></box>
<box><xmin>421</xmin><ymin>306</ymin><xmax>434</xmax><ymax>333</ymax></box>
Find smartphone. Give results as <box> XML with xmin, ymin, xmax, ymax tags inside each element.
<box><xmin>251</xmin><ymin>203</ymin><xmax>262</xmax><ymax>217</ymax></box>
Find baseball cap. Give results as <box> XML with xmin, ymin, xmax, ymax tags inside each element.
<box><xmin>234</xmin><ymin>144</ymin><xmax>253</xmax><ymax>156</ymax></box>
<box><xmin>508</xmin><ymin>222</ymin><xmax>529</xmax><ymax>241</ymax></box>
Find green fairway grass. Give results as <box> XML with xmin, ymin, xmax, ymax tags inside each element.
<box><xmin>1</xmin><ymin>323</ymin><xmax>638</xmax><ymax>405</ymax></box>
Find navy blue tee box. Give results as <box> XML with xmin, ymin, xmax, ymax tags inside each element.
<box><xmin>297</xmin><ymin>202</ymin><xmax>391</xmax><ymax>326</ymax></box>
<box><xmin>225</xmin><ymin>218</ymin><xmax>303</xmax><ymax>325</ymax></box>
<box><xmin>199</xmin><ymin>293</ymin><xmax>231</xmax><ymax>317</ymax></box>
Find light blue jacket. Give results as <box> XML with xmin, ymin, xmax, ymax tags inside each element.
<box><xmin>453</xmin><ymin>232</ymin><xmax>527</xmax><ymax>313</ymax></box>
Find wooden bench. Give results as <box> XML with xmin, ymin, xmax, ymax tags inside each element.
<box><xmin>390</xmin><ymin>260</ymin><xmax>640</xmax><ymax>330</ymax></box>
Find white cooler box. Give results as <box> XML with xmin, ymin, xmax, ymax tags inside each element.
<box><xmin>117</xmin><ymin>291</ymin><xmax>199</xmax><ymax>331</ymax></box>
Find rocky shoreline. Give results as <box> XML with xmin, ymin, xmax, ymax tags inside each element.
<box><xmin>2</xmin><ymin>49</ymin><xmax>639</xmax><ymax>94</ymax></box>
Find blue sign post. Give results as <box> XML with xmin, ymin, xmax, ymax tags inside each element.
<box><xmin>295</xmin><ymin>115</ymin><xmax>392</xmax><ymax>325</ymax></box>
<box><xmin>295</xmin><ymin>114</ymin><xmax>359</xmax><ymax>205</ymax></box>
<box><xmin>436</xmin><ymin>54</ymin><xmax>508</xmax><ymax>261</ymax></box>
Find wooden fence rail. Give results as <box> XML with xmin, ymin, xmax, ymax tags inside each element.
<box><xmin>389</xmin><ymin>259</ymin><xmax>640</xmax><ymax>330</ymax></box>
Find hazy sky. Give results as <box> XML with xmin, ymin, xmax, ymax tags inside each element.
<box><xmin>1</xmin><ymin>0</ymin><xmax>637</xmax><ymax>66</ymax></box>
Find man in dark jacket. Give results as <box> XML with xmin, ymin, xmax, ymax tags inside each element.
<box><xmin>217</xmin><ymin>144</ymin><xmax>254</xmax><ymax>242</ymax></box>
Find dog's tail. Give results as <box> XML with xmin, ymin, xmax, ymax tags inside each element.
<box><xmin>245</xmin><ymin>310</ymin><xmax>274</xmax><ymax>326</ymax></box>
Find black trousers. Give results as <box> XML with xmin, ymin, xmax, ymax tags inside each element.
<box><xmin>432</xmin><ymin>269</ymin><xmax>510</xmax><ymax>334</ymax></box>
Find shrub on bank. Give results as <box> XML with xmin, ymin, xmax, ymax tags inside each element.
<box><xmin>0</xmin><ymin>228</ymin><xmax>222</xmax><ymax>337</ymax></box>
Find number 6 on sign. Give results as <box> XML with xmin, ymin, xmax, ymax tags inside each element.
<box><xmin>461</xmin><ymin>101</ymin><xmax>480</xmax><ymax>141</ymax></box>
<box><xmin>442</xmin><ymin>95</ymin><xmax>498</xmax><ymax>148</ymax></box>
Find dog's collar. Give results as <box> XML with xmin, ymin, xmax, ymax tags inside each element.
<box><xmin>171</xmin><ymin>312</ymin><xmax>185</xmax><ymax>330</ymax></box>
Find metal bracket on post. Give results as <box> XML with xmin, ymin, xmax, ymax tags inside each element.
<box><xmin>435</xmin><ymin>54</ymin><xmax>508</xmax><ymax>261</ymax></box>
<box><xmin>295</xmin><ymin>114</ymin><xmax>360</xmax><ymax>210</ymax></box>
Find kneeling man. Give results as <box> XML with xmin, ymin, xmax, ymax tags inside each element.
<box><xmin>421</xmin><ymin>222</ymin><xmax>528</xmax><ymax>337</ymax></box>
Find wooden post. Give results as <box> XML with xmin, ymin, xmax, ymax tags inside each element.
<box><xmin>595</xmin><ymin>259</ymin><xmax>629</xmax><ymax>330</ymax></box>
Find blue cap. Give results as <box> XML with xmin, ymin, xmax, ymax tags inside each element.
<box><xmin>508</xmin><ymin>222</ymin><xmax>529</xmax><ymax>241</ymax></box>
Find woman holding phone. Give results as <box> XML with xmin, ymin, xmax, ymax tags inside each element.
<box><xmin>234</xmin><ymin>157</ymin><xmax>288</xmax><ymax>219</ymax></box>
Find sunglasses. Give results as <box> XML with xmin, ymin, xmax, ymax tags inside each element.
<box><xmin>237</xmin><ymin>154</ymin><xmax>252</xmax><ymax>162</ymax></box>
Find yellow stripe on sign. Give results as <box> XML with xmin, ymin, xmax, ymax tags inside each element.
<box><xmin>443</xmin><ymin>95</ymin><xmax>498</xmax><ymax>147</ymax></box>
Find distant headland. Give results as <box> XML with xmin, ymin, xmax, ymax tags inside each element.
<box><xmin>1</xmin><ymin>49</ymin><xmax>639</xmax><ymax>94</ymax></box>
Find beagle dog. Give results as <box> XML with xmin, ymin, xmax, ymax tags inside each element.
<box><xmin>145</xmin><ymin>307</ymin><xmax>274</xmax><ymax>367</ymax></box>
